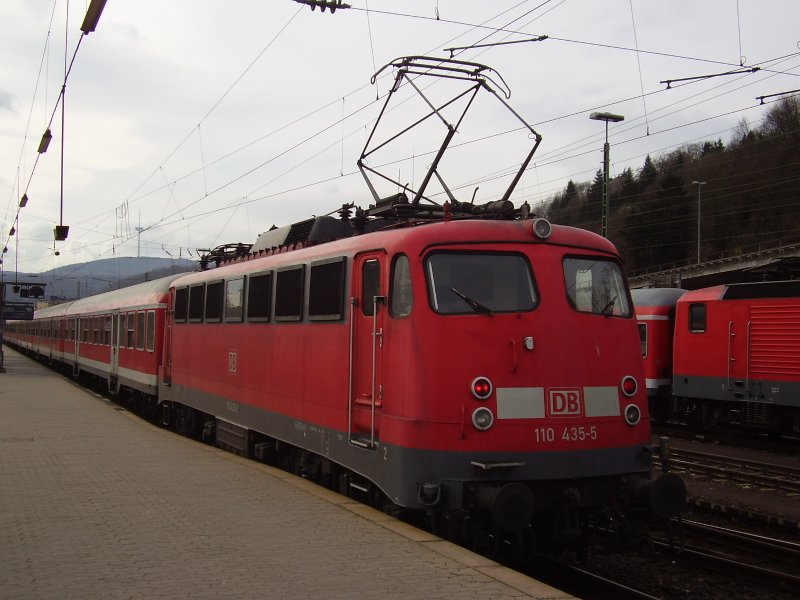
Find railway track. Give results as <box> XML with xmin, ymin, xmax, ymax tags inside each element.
<box><xmin>662</xmin><ymin>447</ymin><xmax>800</xmax><ymax>493</ymax></box>
<box><xmin>652</xmin><ymin>424</ymin><xmax>800</xmax><ymax>452</ymax></box>
<box><xmin>525</xmin><ymin>516</ymin><xmax>800</xmax><ymax>600</ymax></box>
<box><xmin>525</xmin><ymin>555</ymin><xmax>662</xmax><ymax>600</ymax></box>
<box><xmin>651</xmin><ymin>518</ymin><xmax>800</xmax><ymax>594</ymax></box>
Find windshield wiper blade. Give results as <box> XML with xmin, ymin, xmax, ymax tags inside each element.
<box><xmin>450</xmin><ymin>287</ymin><xmax>493</xmax><ymax>315</ymax></box>
<box><xmin>600</xmin><ymin>296</ymin><xmax>617</xmax><ymax>316</ymax></box>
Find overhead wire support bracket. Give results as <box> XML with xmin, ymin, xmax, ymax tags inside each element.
<box><xmin>358</xmin><ymin>56</ymin><xmax>541</xmax><ymax>210</ymax></box>
<box><xmin>660</xmin><ymin>66</ymin><xmax>760</xmax><ymax>89</ymax></box>
<box><xmin>444</xmin><ymin>35</ymin><xmax>549</xmax><ymax>59</ymax></box>
<box><xmin>756</xmin><ymin>89</ymin><xmax>800</xmax><ymax>105</ymax></box>
<box><xmin>292</xmin><ymin>0</ymin><xmax>350</xmax><ymax>13</ymax></box>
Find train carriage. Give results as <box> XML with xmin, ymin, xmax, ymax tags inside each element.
<box><xmin>66</xmin><ymin>275</ymin><xmax>177</xmax><ymax>396</ymax></box>
<box><xmin>631</xmin><ymin>288</ymin><xmax>687</xmax><ymax>422</ymax></box>
<box><xmin>5</xmin><ymin>276</ymin><xmax>178</xmax><ymax>399</ymax></box>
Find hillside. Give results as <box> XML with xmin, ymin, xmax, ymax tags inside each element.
<box><xmin>3</xmin><ymin>256</ymin><xmax>197</xmax><ymax>302</ymax></box>
<box><xmin>543</xmin><ymin>97</ymin><xmax>800</xmax><ymax>274</ymax></box>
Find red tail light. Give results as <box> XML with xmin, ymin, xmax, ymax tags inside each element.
<box><xmin>471</xmin><ymin>377</ymin><xmax>493</xmax><ymax>400</ymax></box>
<box><xmin>621</xmin><ymin>375</ymin><xmax>638</xmax><ymax>397</ymax></box>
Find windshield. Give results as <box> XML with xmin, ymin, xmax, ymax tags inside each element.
<box><xmin>426</xmin><ymin>252</ymin><xmax>537</xmax><ymax>315</ymax></box>
<box><xmin>563</xmin><ymin>257</ymin><xmax>631</xmax><ymax>317</ymax></box>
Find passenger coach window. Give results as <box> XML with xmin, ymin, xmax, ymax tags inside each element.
<box><xmin>309</xmin><ymin>258</ymin><xmax>345</xmax><ymax>321</ymax></box>
<box><xmin>188</xmin><ymin>284</ymin><xmax>205</xmax><ymax>322</ymax></box>
<box><xmin>275</xmin><ymin>266</ymin><xmax>305</xmax><ymax>321</ymax></box>
<box><xmin>146</xmin><ymin>311</ymin><xmax>156</xmax><ymax>351</ymax></box>
<box><xmin>689</xmin><ymin>304</ymin><xmax>707</xmax><ymax>332</ymax></box>
<box><xmin>247</xmin><ymin>272</ymin><xmax>272</xmax><ymax>322</ymax></box>
<box><xmin>117</xmin><ymin>315</ymin><xmax>125</xmax><ymax>346</ymax></box>
<box><xmin>563</xmin><ymin>257</ymin><xmax>631</xmax><ymax>317</ymax></box>
<box><xmin>205</xmin><ymin>281</ymin><xmax>224</xmax><ymax>322</ymax></box>
<box><xmin>390</xmin><ymin>255</ymin><xmax>413</xmax><ymax>317</ymax></box>
<box><xmin>136</xmin><ymin>312</ymin><xmax>145</xmax><ymax>350</ymax></box>
<box><xmin>426</xmin><ymin>253</ymin><xmax>536</xmax><ymax>315</ymax></box>
<box><xmin>174</xmin><ymin>287</ymin><xmax>189</xmax><ymax>323</ymax></box>
<box><xmin>225</xmin><ymin>277</ymin><xmax>245</xmax><ymax>322</ymax></box>
<box><xmin>127</xmin><ymin>313</ymin><xmax>135</xmax><ymax>348</ymax></box>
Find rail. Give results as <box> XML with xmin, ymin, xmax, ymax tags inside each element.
<box><xmin>651</xmin><ymin>519</ymin><xmax>800</xmax><ymax>594</ymax></box>
<box><xmin>663</xmin><ymin>447</ymin><xmax>800</xmax><ymax>493</ymax></box>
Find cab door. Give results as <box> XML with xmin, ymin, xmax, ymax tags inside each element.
<box><xmin>728</xmin><ymin>305</ymin><xmax>749</xmax><ymax>393</ymax></box>
<box><xmin>349</xmin><ymin>253</ymin><xmax>385</xmax><ymax>447</ymax></box>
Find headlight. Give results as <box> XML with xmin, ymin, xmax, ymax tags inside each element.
<box><xmin>472</xmin><ymin>407</ymin><xmax>495</xmax><ymax>431</ymax></box>
<box><xmin>624</xmin><ymin>403</ymin><xmax>641</xmax><ymax>426</ymax></box>
<box><xmin>532</xmin><ymin>218</ymin><xmax>552</xmax><ymax>240</ymax></box>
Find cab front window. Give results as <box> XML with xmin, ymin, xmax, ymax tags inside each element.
<box><xmin>425</xmin><ymin>252</ymin><xmax>537</xmax><ymax>315</ymax></box>
<box><xmin>563</xmin><ymin>257</ymin><xmax>631</xmax><ymax>317</ymax></box>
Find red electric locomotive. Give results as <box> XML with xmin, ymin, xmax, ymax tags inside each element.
<box><xmin>672</xmin><ymin>280</ymin><xmax>800</xmax><ymax>433</ymax></box>
<box><xmin>4</xmin><ymin>56</ymin><xmax>685</xmax><ymax>555</ymax></box>
<box><xmin>155</xmin><ymin>209</ymin><xmax>684</xmax><ymax>552</ymax></box>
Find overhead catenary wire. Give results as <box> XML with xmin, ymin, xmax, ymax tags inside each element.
<box><xmin>1</xmin><ymin>3</ymin><xmax>96</xmax><ymax>275</ymax></box>
<box><xmin>6</xmin><ymin>3</ymin><xmax>800</xmax><ymax>274</ymax></box>
<box><xmin>39</xmin><ymin>75</ymin><xmax>795</xmax><ymax>267</ymax></box>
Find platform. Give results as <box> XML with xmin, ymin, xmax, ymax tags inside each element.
<box><xmin>0</xmin><ymin>347</ymin><xmax>573</xmax><ymax>600</ymax></box>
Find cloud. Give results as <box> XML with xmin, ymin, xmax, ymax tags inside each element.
<box><xmin>0</xmin><ymin>88</ymin><xmax>16</xmax><ymax>113</ymax></box>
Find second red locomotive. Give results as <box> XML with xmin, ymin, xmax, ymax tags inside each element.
<box><xmin>634</xmin><ymin>281</ymin><xmax>800</xmax><ymax>434</ymax></box>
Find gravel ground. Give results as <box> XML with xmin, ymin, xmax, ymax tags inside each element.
<box><xmin>665</xmin><ymin>434</ymin><xmax>800</xmax><ymax>524</ymax></box>
<box><xmin>581</xmin><ymin>434</ymin><xmax>800</xmax><ymax>599</ymax></box>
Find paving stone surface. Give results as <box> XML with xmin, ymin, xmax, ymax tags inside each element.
<box><xmin>0</xmin><ymin>348</ymin><xmax>573</xmax><ymax>600</ymax></box>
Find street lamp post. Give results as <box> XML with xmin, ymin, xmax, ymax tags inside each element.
<box><xmin>691</xmin><ymin>181</ymin><xmax>706</xmax><ymax>263</ymax></box>
<box><xmin>589</xmin><ymin>111</ymin><xmax>624</xmax><ymax>238</ymax></box>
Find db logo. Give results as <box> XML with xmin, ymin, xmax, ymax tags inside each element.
<box><xmin>547</xmin><ymin>388</ymin><xmax>583</xmax><ymax>417</ymax></box>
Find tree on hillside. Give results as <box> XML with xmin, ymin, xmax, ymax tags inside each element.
<box><xmin>614</xmin><ymin>166</ymin><xmax>637</xmax><ymax>201</ymax></box>
<box><xmin>760</xmin><ymin>96</ymin><xmax>800</xmax><ymax>145</ymax></box>
<box><xmin>654</xmin><ymin>172</ymin><xmax>693</xmax><ymax>263</ymax></box>
<box><xmin>579</xmin><ymin>169</ymin><xmax>604</xmax><ymax>231</ymax></box>
<box><xmin>701</xmin><ymin>139</ymin><xmax>725</xmax><ymax>156</ymax></box>
<box><xmin>545</xmin><ymin>179</ymin><xmax>580</xmax><ymax>223</ymax></box>
<box><xmin>731</xmin><ymin>117</ymin><xmax>757</xmax><ymax>147</ymax></box>
<box><xmin>638</xmin><ymin>155</ymin><xmax>657</xmax><ymax>186</ymax></box>
<box><xmin>561</xmin><ymin>179</ymin><xmax>579</xmax><ymax>207</ymax></box>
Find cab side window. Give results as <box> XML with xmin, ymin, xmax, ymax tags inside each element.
<box><xmin>362</xmin><ymin>260</ymin><xmax>381</xmax><ymax>317</ymax></box>
<box><xmin>689</xmin><ymin>303</ymin><xmax>706</xmax><ymax>333</ymax></box>
<box><xmin>390</xmin><ymin>255</ymin><xmax>413</xmax><ymax>317</ymax></box>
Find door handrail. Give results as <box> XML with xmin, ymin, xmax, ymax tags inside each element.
<box><xmin>370</xmin><ymin>295</ymin><xmax>385</xmax><ymax>447</ymax></box>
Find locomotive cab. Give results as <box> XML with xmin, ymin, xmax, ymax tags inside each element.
<box><xmin>361</xmin><ymin>218</ymin><xmax>685</xmax><ymax>549</ymax></box>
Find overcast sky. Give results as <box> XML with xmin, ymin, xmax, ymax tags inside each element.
<box><xmin>2</xmin><ymin>0</ymin><xmax>799</xmax><ymax>276</ymax></box>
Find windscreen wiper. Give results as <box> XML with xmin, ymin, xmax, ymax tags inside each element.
<box><xmin>600</xmin><ymin>296</ymin><xmax>617</xmax><ymax>316</ymax></box>
<box><xmin>450</xmin><ymin>287</ymin><xmax>493</xmax><ymax>315</ymax></box>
